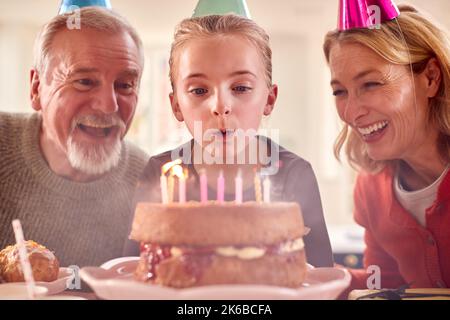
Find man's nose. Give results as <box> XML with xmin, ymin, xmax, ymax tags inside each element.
<box><xmin>92</xmin><ymin>85</ymin><xmax>119</xmax><ymax>114</ymax></box>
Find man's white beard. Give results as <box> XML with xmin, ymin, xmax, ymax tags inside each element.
<box><xmin>67</xmin><ymin>136</ymin><xmax>122</xmax><ymax>176</ymax></box>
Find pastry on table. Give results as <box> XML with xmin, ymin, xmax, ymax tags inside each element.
<box><xmin>0</xmin><ymin>240</ymin><xmax>59</xmax><ymax>283</ymax></box>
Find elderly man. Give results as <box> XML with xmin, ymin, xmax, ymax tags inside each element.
<box><xmin>0</xmin><ymin>7</ymin><xmax>148</xmax><ymax>268</ymax></box>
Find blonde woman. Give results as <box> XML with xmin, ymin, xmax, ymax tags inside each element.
<box><xmin>324</xmin><ymin>4</ymin><xmax>450</xmax><ymax>291</ymax></box>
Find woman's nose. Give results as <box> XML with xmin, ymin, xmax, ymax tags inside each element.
<box><xmin>342</xmin><ymin>94</ymin><xmax>369</xmax><ymax>125</ymax></box>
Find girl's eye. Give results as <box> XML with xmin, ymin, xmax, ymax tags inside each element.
<box><xmin>189</xmin><ymin>88</ymin><xmax>208</xmax><ymax>95</ymax></box>
<box><xmin>233</xmin><ymin>86</ymin><xmax>251</xmax><ymax>93</ymax></box>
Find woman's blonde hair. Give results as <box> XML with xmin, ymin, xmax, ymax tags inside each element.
<box><xmin>34</xmin><ymin>7</ymin><xmax>144</xmax><ymax>76</ymax></box>
<box><xmin>323</xmin><ymin>4</ymin><xmax>450</xmax><ymax>173</ymax></box>
<box><xmin>169</xmin><ymin>14</ymin><xmax>272</xmax><ymax>89</ymax></box>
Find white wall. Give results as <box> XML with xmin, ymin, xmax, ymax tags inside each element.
<box><xmin>0</xmin><ymin>23</ymin><xmax>36</xmax><ymax>112</ymax></box>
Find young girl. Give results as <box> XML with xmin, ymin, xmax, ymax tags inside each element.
<box><xmin>125</xmin><ymin>14</ymin><xmax>333</xmax><ymax>268</ymax></box>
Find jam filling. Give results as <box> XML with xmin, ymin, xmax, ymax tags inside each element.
<box><xmin>140</xmin><ymin>243</ymin><xmax>172</xmax><ymax>281</ymax></box>
<box><xmin>139</xmin><ymin>238</ymin><xmax>303</xmax><ymax>282</ymax></box>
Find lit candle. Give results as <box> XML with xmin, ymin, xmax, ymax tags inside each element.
<box><xmin>179</xmin><ymin>177</ymin><xmax>186</xmax><ymax>204</ymax></box>
<box><xmin>12</xmin><ymin>220</ymin><xmax>36</xmax><ymax>300</ymax></box>
<box><xmin>167</xmin><ymin>175</ymin><xmax>175</xmax><ymax>203</ymax></box>
<box><xmin>235</xmin><ymin>169</ymin><xmax>243</xmax><ymax>204</ymax></box>
<box><xmin>161</xmin><ymin>159</ymin><xmax>182</xmax><ymax>204</ymax></box>
<box><xmin>182</xmin><ymin>169</ymin><xmax>189</xmax><ymax>203</ymax></box>
<box><xmin>217</xmin><ymin>170</ymin><xmax>225</xmax><ymax>203</ymax></box>
<box><xmin>200</xmin><ymin>169</ymin><xmax>208</xmax><ymax>203</ymax></box>
<box><xmin>160</xmin><ymin>173</ymin><xmax>168</xmax><ymax>204</ymax></box>
<box><xmin>263</xmin><ymin>176</ymin><xmax>271</xmax><ymax>203</ymax></box>
<box><xmin>254</xmin><ymin>172</ymin><xmax>262</xmax><ymax>203</ymax></box>
<box><xmin>172</xmin><ymin>165</ymin><xmax>186</xmax><ymax>203</ymax></box>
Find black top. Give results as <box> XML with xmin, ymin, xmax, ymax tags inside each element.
<box><xmin>123</xmin><ymin>137</ymin><xmax>334</xmax><ymax>267</ymax></box>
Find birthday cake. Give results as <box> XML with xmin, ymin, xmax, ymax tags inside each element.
<box><xmin>130</xmin><ymin>201</ymin><xmax>307</xmax><ymax>288</ymax></box>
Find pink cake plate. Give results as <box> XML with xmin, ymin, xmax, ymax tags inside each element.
<box><xmin>80</xmin><ymin>257</ymin><xmax>351</xmax><ymax>300</ymax></box>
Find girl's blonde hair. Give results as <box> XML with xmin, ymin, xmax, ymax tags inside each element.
<box><xmin>323</xmin><ymin>4</ymin><xmax>450</xmax><ymax>173</ymax></box>
<box><xmin>169</xmin><ymin>14</ymin><xmax>272</xmax><ymax>89</ymax></box>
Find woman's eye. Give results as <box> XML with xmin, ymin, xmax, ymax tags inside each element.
<box><xmin>332</xmin><ymin>89</ymin><xmax>346</xmax><ymax>97</ymax></box>
<box><xmin>189</xmin><ymin>88</ymin><xmax>208</xmax><ymax>95</ymax></box>
<box><xmin>233</xmin><ymin>86</ymin><xmax>251</xmax><ymax>93</ymax></box>
<box><xmin>364</xmin><ymin>82</ymin><xmax>382</xmax><ymax>89</ymax></box>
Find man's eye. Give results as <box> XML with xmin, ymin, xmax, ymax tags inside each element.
<box><xmin>189</xmin><ymin>88</ymin><xmax>208</xmax><ymax>95</ymax></box>
<box><xmin>116</xmin><ymin>82</ymin><xmax>134</xmax><ymax>90</ymax></box>
<box><xmin>76</xmin><ymin>79</ymin><xmax>94</xmax><ymax>86</ymax></box>
<box><xmin>73</xmin><ymin>79</ymin><xmax>97</xmax><ymax>91</ymax></box>
<box><xmin>233</xmin><ymin>86</ymin><xmax>251</xmax><ymax>93</ymax></box>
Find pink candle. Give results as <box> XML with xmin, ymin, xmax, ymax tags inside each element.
<box><xmin>172</xmin><ymin>165</ymin><xmax>186</xmax><ymax>203</ymax></box>
<box><xmin>200</xmin><ymin>169</ymin><xmax>208</xmax><ymax>203</ymax></box>
<box><xmin>179</xmin><ymin>175</ymin><xmax>186</xmax><ymax>203</ymax></box>
<box><xmin>235</xmin><ymin>170</ymin><xmax>243</xmax><ymax>204</ymax></box>
<box><xmin>217</xmin><ymin>171</ymin><xmax>225</xmax><ymax>203</ymax></box>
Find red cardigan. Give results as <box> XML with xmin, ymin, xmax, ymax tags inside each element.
<box><xmin>344</xmin><ymin>166</ymin><xmax>450</xmax><ymax>293</ymax></box>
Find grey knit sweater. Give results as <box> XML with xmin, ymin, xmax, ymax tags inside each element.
<box><xmin>0</xmin><ymin>112</ymin><xmax>148</xmax><ymax>268</ymax></box>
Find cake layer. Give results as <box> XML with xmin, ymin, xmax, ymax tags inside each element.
<box><xmin>130</xmin><ymin>201</ymin><xmax>305</xmax><ymax>246</ymax></box>
<box><xmin>135</xmin><ymin>249</ymin><xmax>307</xmax><ymax>288</ymax></box>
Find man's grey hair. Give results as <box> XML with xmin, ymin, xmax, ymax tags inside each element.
<box><xmin>33</xmin><ymin>6</ymin><xmax>144</xmax><ymax>76</ymax></box>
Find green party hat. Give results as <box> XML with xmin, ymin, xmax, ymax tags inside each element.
<box><xmin>192</xmin><ymin>0</ymin><xmax>251</xmax><ymax>18</ymax></box>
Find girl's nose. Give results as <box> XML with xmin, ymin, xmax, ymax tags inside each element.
<box><xmin>212</xmin><ymin>108</ymin><xmax>231</xmax><ymax>116</ymax></box>
<box><xmin>211</xmin><ymin>96</ymin><xmax>231</xmax><ymax>117</ymax></box>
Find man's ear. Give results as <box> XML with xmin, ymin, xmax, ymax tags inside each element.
<box><xmin>423</xmin><ymin>58</ymin><xmax>442</xmax><ymax>98</ymax></box>
<box><xmin>263</xmin><ymin>84</ymin><xmax>278</xmax><ymax>116</ymax></box>
<box><xmin>169</xmin><ymin>92</ymin><xmax>184</xmax><ymax>122</ymax></box>
<box><xmin>30</xmin><ymin>69</ymin><xmax>42</xmax><ymax>111</ymax></box>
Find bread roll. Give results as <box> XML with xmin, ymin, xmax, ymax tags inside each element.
<box><xmin>0</xmin><ymin>240</ymin><xmax>59</xmax><ymax>283</ymax></box>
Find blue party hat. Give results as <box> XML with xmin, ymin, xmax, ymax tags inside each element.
<box><xmin>59</xmin><ymin>0</ymin><xmax>112</xmax><ymax>14</ymax></box>
<box><xmin>192</xmin><ymin>0</ymin><xmax>251</xmax><ymax>19</ymax></box>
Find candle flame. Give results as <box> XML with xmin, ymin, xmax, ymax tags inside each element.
<box><xmin>171</xmin><ymin>165</ymin><xmax>185</xmax><ymax>178</ymax></box>
<box><xmin>162</xmin><ymin>159</ymin><xmax>182</xmax><ymax>175</ymax></box>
